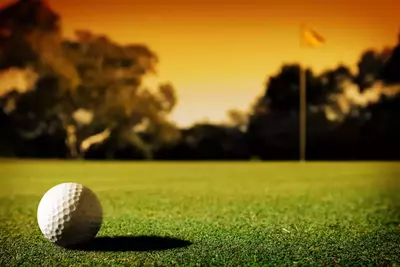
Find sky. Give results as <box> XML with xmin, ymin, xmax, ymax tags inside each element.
<box><xmin>2</xmin><ymin>0</ymin><xmax>399</xmax><ymax>126</ymax></box>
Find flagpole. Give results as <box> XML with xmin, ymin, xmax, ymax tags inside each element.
<box><xmin>299</xmin><ymin>24</ymin><xmax>307</xmax><ymax>162</ymax></box>
<box><xmin>299</xmin><ymin>63</ymin><xmax>306</xmax><ymax>162</ymax></box>
<box><xmin>299</xmin><ymin>24</ymin><xmax>325</xmax><ymax>162</ymax></box>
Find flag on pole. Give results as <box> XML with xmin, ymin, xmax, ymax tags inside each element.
<box><xmin>301</xmin><ymin>26</ymin><xmax>325</xmax><ymax>48</ymax></box>
<box><xmin>298</xmin><ymin>24</ymin><xmax>325</xmax><ymax>162</ymax></box>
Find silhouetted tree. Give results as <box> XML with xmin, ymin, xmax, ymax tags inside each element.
<box><xmin>356</xmin><ymin>94</ymin><xmax>400</xmax><ymax>160</ymax></box>
<box><xmin>0</xmin><ymin>103</ymin><xmax>16</xmax><ymax>156</ymax></box>
<box><xmin>247</xmin><ymin>64</ymin><xmax>355</xmax><ymax>160</ymax></box>
<box><xmin>61</xmin><ymin>31</ymin><xmax>180</xmax><ymax>159</ymax></box>
<box><xmin>0</xmin><ymin>0</ymin><xmax>180</xmax><ymax>159</ymax></box>
<box><xmin>258</xmin><ymin>64</ymin><xmax>339</xmax><ymax>112</ymax></box>
<box><xmin>355</xmin><ymin>49</ymin><xmax>392</xmax><ymax>91</ymax></box>
<box><xmin>154</xmin><ymin>123</ymin><xmax>250</xmax><ymax>160</ymax></box>
<box><xmin>380</xmin><ymin>34</ymin><xmax>400</xmax><ymax>85</ymax></box>
<box><xmin>0</xmin><ymin>0</ymin><xmax>80</xmax><ymax>87</ymax></box>
<box><xmin>3</xmin><ymin>75</ymin><xmax>72</xmax><ymax>157</ymax></box>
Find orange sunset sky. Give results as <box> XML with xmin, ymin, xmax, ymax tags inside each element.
<box><xmin>2</xmin><ymin>0</ymin><xmax>399</xmax><ymax>126</ymax></box>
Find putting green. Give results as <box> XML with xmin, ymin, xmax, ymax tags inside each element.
<box><xmin>1</xmin><ymin>161</ymin><xmax>399</xmax><ymax>266</ymax></box>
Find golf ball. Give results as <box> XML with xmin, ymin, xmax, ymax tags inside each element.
<box><xmin>37</xmin><ymin>182</ymin><xmax>103</xmax><ymax>247</ymax></box>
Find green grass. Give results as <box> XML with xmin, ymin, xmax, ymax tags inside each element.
<box><xmin>1</xmin><ymin>161</ymin><xmax>400</xmax><ymax>266</ymax></box>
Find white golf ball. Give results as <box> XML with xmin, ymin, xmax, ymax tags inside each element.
<box><xmin>37</xmin><ymin>182</ymin><xmax>103</xmax><ymax>247</ymax></box>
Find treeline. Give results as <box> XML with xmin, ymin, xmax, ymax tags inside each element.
<box><xmin>0</xmin><ymin>0</ymin><xmax>399</xmax><ymax>161</ymax></box>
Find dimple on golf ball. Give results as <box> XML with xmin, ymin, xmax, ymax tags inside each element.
<box><xmin>37</xmin><ymin>182</ymin><xmax>103</xmax><ymax>247</ymax></box>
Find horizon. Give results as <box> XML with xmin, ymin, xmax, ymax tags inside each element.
<box><xmin>1</xmin><ymin>0</ymin><xmax>399</xmax><ymax>127</ymax></box>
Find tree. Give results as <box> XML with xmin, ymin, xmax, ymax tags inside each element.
<box><xmin>62</xmin><ymin>32</ymin><xmax>180</xmax><ymax>158</ymax></box>
<box><xmin>246</xmin><ymin>63</ymin><xmax>353</xmax><ymax>160</ymax></box>
<box><xmin>0</xmin><ymin>0</ymin><xmax>79</xmax><ymax>157</ymax></box>
<box><xmin>154</xmin><ymin>123</ymin><xmax>250</xmax><ymax>160</ymax></box>
<box><xmin>258</xmin><ymin>64</ymin><xmax>332</xmax><ymax>112</ymax></box>
<box><xmin>226</xmin><ymin>109</ymin><xmax>249</xmax><ymax>131</ymax></box>
<box><xmin>355</xmin><ymin>49</ymin><xmax>392</xmax><ymax>91</ymax></box>
<box><xmin>0</xmin><ymin>96</ymin><xmax>17</xmax><ymax>156</ymax></box>
<box><xmin>380</xmin><ymin>33</ymin><xmax>400</xmax><ymax>85</ymax></box>
<box><xmin>3</xmin><ymin>74</ymin><xmax>71</xmax><ymax>157</ymax></box>
<box><xmin>0</xmin><ymin>0</ymin><xmax>80</xmax><ymax>88</ymax></box>
<box><xmin>0</xmin><ymin>1</ymin><xmax>180</xmax><ymax>159</ymax></box>
<box><xmin>357</xmin><ymin>93</ymin><xmax>400</xmax><ymax>160</ymax></box>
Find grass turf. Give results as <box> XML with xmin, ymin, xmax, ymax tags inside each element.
<box><xmin>1</xmin><ymin>161</ymin><xmax>400</xmax><ymax>266</ymax></box>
